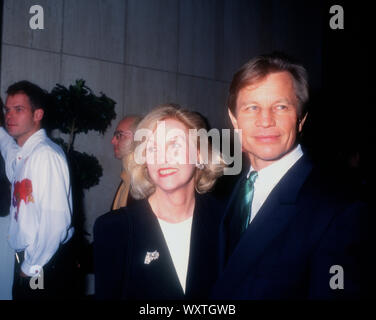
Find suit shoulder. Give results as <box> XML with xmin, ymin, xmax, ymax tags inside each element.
<box><xmin>302</xmin><ymin>167</ymin><xmax>363</xmax><ymax>205</ymax></box>
<box><xmin>297</xmin><ymin>167</ymin><xmax>370</xmax><ymax>233</ymax></box>
<box><xmin>94</xmin><ymin>200</ymin><xmax>148</xmax><ymax>233</ymax></box>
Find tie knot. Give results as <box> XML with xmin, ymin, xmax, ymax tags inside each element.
<box><xmin>243</xmin><ymin>171</ymin><xmax>257</xmax><ymax>201</ymax></box>
<box><xmin>247</xmin><ymin>171</ymin><xmax>258</xmax><ymax>184</ymax></box>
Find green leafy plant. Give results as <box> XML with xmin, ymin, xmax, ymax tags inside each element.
<box><xmin>46</xmin><ymin>79</ymin><xmax>116</xmax><ymax>189</ymax></box>
<box><xmin>44</xmin><ymin>80</ymin><xmax>116</xmax><ymax>292</ymax></box>
<box><xmin>47</xmin><ymin>79</ymin><xmax>116</xmax><ymax>154</ymax></box>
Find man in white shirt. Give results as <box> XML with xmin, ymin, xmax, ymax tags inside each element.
<box><xmin>0</xmin><ymin>81</ymin><xmax>74</xmax><ymax>299</ymax></box>
<box><xmin>212</xmin><ymin>53</ymin><xmax>370</xmax><ymax>299</ymax></box>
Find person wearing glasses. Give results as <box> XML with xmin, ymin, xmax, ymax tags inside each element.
<box><xmin>110</xmin><ymin>115</ymin><xmax>142</xmax><ymax>210</ymax></box>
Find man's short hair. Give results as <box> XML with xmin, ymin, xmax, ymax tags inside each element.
<box><xmin>227</xmin><ymin>52</ymin><xmax>309</xmax><ymax>119</ymax></box>
<box><xmin>6</xmin><ymin>80</ymin><xmax>48</xmax><ymax>112</ymax></box>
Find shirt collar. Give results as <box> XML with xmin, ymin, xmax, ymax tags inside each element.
<box><xmin>17</xmin><ymin>129</ymin><xmax>47</xmax><ymax>158</ymax></box>
<box><xmin>247</xmin><ymin>144</ymin><xmax>304</xmax><ymax>186</ymax></box>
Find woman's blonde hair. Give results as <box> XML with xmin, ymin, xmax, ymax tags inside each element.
<box><xmin>126</xmin><ymin>103</ymin><xmax>226</xmax><ymax>199</ymax></box>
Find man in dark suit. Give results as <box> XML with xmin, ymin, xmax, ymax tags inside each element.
<box><xmin>212</xmin><ymin>53</ymin><xmax>371</xmax><ymax>299</ymax></box>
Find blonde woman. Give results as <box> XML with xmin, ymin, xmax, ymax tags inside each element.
<box><xmin>94</xmin><ymin>104</ymin><xmax>226</xmax><ymax>299</ymax></box>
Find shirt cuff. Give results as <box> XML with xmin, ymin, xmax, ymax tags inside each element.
<box><xmin>21</xmin><ymin>260</ymin><xmax>43</xmax><ymax>277</ymax></box>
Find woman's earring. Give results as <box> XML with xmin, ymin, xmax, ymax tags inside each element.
<box><xmin>195</xmin><ymin>162</ymin><xmax>204</xmax><ymax>170</ymax></box>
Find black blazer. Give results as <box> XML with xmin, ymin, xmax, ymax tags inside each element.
<box><xmin>94</xmin><ymin>193</ymin><xmax>225</xmax><ymax>300</ymax></box>
<box><xmin>212</xmin><ymin>155</ymin><xmax>371</xmax><ymax>299</ymax></box>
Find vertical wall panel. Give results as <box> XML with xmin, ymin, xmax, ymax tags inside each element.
<box><xmin>63</xmin><ymin>0</ymin><xmax>126</xmax><ymax>63</ymax></box>
<box><xmin>2</xmin><ymin>0</ymin><xmax>63</xmax><ymax>52</ymax></box>
<box><xmin>177</xmin><ymin>75</ymin><xmax>229</xmax><ymax>130</ymax></box>
<box><xmin>124</xmin><ymin>66</ymin><xmax>177</xmax><ymax>114</ymax></box>
<box><xmin>221</xmin><ymin>0</ymin><xmax>270</xmax><ymax>81</ymax></box>
<box><xmin>178</xmin><ymin>0</ymin><xmax>217</xmax><ymax>79</ymax></box>
<box><xmin>0</xmin><ymin>45</ymin><xmax>60</xmax><ymax>96</ymax></box>
<box><xmin>125</xmin><ymin>0</ymin><xmax>178</xmax><ymax>72</ymax></box>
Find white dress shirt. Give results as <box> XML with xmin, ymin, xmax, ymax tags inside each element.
<box><xmin>0</xmin><ymin>128</ymin><xmax>74</xmax><ymax>276</ymax></box>
<box><xmin>247</xmin><ymin>145</ymin><xmax>304</xmax><ymax>224</ymax></box>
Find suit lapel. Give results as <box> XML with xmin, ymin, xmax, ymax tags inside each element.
<box><xmin>218</xmin><ymin>173</ymin><xmax>247</xmax><ymax>270</ymax></box>
<box><xmin>185</xmin><ymin>194</ymin><xmax>225</xmax><ymax>299</ymax></box>
<box><xmin>218</xmin><ymin>156</ymin><xmax>313</xmax><ymax>291</ymax></box>
<box><xmin>185</xmin><ymin>194</ymin><xmax>211</xmax><ymax>296</ymax></box>
<box><xmin>140</xmin><ymin>195</ymin><xmax>215</xmax><ymax>298</ymax></box>
<box><xmin>138</xmin><ymin>200</ymin><xmax>185</xmax><ymax>297</ymax></box>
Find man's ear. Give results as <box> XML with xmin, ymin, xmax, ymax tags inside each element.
<box><xmin>33</xmin><ymin>109</ymin><xmax>44</xmax><ymax>122</ymax></box>
<box><xmin>228</xmin><ymin>109</ymin><xmax>239</xmax><ymax>129</ymax></box>
<box><xmin>298</xmin><ymin>112</ymin><xmax>308</xmax><ymax>132</ymax></box>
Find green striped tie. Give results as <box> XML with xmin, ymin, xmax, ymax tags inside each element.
<box><xmin>241</xmin><ymin>171</ymin><xmax>258</xmax><ymax>232</ymax></box>
<box><xmin>226</xmin><ymin>171</ymin><xmax>259</xmax><ymax>258</ymax></box>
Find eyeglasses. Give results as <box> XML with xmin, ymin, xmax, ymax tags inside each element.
<box><xmin>113</xmin><ymin>130</ymin><xmax>132</xmax><ymax>141</ymax></box>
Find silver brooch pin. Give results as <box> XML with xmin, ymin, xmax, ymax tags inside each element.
<box><xmin>144</xmin><ymin>250</ymin><xmax>160</xmax><ymax>264</ymax></box>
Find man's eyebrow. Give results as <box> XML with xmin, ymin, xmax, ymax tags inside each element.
<box><xmin>239</xmin><ymin>98</ymin><xmax>294</xmax><ymax>105</ymax></box>
<box><xmin>4</xmin><ymin>105</ymin><xmax>25</xmax><ymax>109</ymax></box>
<box><xmin>273</xmin><ymin>99</ymin><xmax>293</xmax><ymax>104</ymax></box>
<box><xmin>238</xmin><ymin>100</ymin><xmax>257</xmax><ymax>105</ymax></box>
<box><xmin>114</xmin><ymin>130</ymin><xmax>133</xmax><ymax>137</ymax></box>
